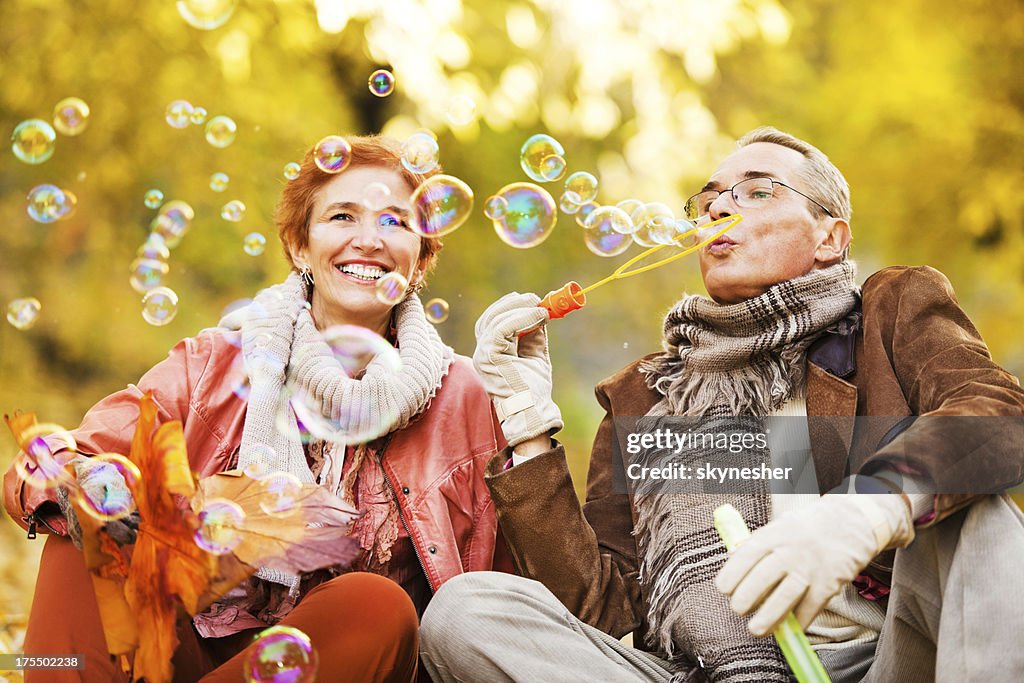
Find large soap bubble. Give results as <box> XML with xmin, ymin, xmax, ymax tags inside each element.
<box><xmin>490</xmin><ymin>183</ymin><xmax>557</xmax><ymax>249</ymax></box>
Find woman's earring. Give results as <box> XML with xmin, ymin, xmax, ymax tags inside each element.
<box><xmin>301</xmin><ymin>266</ymin><xmax>315</xmax><ymax>287</ymax></box>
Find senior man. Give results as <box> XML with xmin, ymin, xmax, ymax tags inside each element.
<box><xmin>421</xmin><ymin>128</ymin><xmax>1024</xmax><ymax>682</ymax></box>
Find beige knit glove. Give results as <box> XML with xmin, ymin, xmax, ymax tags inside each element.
<box><xmin>715</xmin><ymin>493</ymin><xmax>914</xmax><ymax>636</ymax></box>
<box><xmin>473</xmin><ymin>292</ymin><xmax>563</xmax><ymax>448</ymax></box>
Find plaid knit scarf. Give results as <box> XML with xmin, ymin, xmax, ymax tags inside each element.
<box><xmin>633</xmin><ymin>261</ymin><xmax>859</xmax><ymax>682</ymax></box>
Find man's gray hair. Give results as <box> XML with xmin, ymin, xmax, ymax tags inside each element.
<box><xmin>737</xmin><ymin>127</ymin><xmax>852</xmax><ymax>223</ymax></box>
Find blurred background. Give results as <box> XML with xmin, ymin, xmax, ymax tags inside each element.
<box><xmin>2</xmin><ymin>0</ymin><xmax>1022</xmax><ymax>657</ymax></box>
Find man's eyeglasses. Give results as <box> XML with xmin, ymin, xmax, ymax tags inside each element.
<box><xmin>683</xmin><ymin>177</ymin><xmax>834</xmax><ymax>220</ymax></box>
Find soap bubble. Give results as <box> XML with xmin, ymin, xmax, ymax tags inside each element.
<box><xmin>165</xmin><ymin>100</ymin><xmax>194</xmax><ymax>129</ymax></box>
<box><xmin>283</xmin><ymin>162</ymin><xmax>301</xmax><ymax>181</ymax></box>
<box><xmin>190</xmin><ymin>106</ymin><xmax>208</xmax><ymax>125</ymax></box>
<box><xmin>195</xmin><ymin>498</ymin><xmax>245</xmax><ymax>555</ymax></box>
<box><xmin>559</xmin><ymin>190</ymin><xmax>582</xmax><ymax>215</ymax></box>
<box><xmin>7</xmin><ymin>297</ymin><xmax>42</xmax><ymax>330</ymax></box>
<box><xmin>519</xmin><ymin>134</ymin><xmax>565</xmax><ymax>183</ymax></box>
<box><xmin>410</xmin><ymin>175</ymin><xmax>474</xmax><ymax>238</ymax></box>
<box><xmin>313</xmin><ymin>136</ymin><xmax>352</xmax><ymax>174</ymax></box>
<box><xmin>258</xmin><ymin>472</ymin><xmax>303</xmax><ymax>518</ymax></box>
<box><xmin>400</xmin><ymin>132</ymin><xmax>440</xmax><ymax>175</ymax></box>
<box><xmin>13</xmin><ymin>424</ymin><xmax>77</xmax><ymax>490</ymax></box>
<box><xmin>52</xmin><ymin>97</ymin><xmax>90</xmax><ymax>136</ymax></box>
<box><xmin>73</xmin><ymin>453</ymin><xmax>141</xmax><ymax>523</ymax></box>
<box><xmin>60</xmin><ymin>190</ymin><xmax>79</xmax><ymax>220</ymax></box>
<box><xmin>205</xmin><ymin>115</ymin><xmax>237</xmax><ymax>148</ymax></box>
<box><xmin>362</xmin><ymin>182</ymin><xmax>392</xmax><ymax>211</ymax></box>
<box><xmin>583</xmin><ymin>207</ymin><xmax>633</xmax><ymax>257</ymax></box>
<box><xmin>675</xmin><ymin>218</ymin><xmax>700</xmax><ymax>247</ymax></box>
<box><xmin>144</xmin><ymin>189</ymin><xmax>164</xmax><ymax>209</ymax></box>
<box><xmin>612</xmin><ymin>199</ymin><xmax>641</xmax><ymax>234</ymax></box>
<box><xmin>368</xmin><ymin>69</ymin><xmax>396</xmax><ymax>97</ymax></box>
<box><xmin>484</xmin><ymin>195</ymin><xmax>508</xmax><ymax>220</ymax></box>
<box><xmin>490</xmin><ymin>183</ymin><xmax>557</xmax><ymax>249</ymax></box>
<box><xmin>446</xmin><ymin>95</ymin><xmax>477</xmax><ymax>126</ymax></box>
<box><xmin>129</xmin><ymin>258</ymin><xmax>170</xmax><ymax>293</ymax></box>
<box><xmin>153</xmin><ymin>200</ymin><xmax>195</xmax><ymax>247</ymax></box>
<box><xmin>138</xmin><ymin>234</ymin><xmax>171</xmax><ymax>261</ymax></box>
<box><xmin>26</xmin><ymin>184</ymin><xmax>72</xmax><ymax>223</ymax></box>
<box><xmin>241</xmin><ymin>451</ymin><xmax>273</xmax><ymax>480</ymax></box>
<box><xmin>286</xmin><ymin>325</ymin><xmax>402</xmax><ymax>444</ymax></box>
<box><xmin>210</xmin><ymin>172</ymin><xmax>229</xmax><ymax>192</ymax></box>
<box><xmin>11</xmin><ymin>119</ymin><xmax>57</xmax><ymax>164</ymax></box>
<box><xmin>177</xmin><ymin>0</ymin><xmax>238</xmax><ymax>30</ymax></box>
<box><xmin>630</xmin><ymin>202</ymin><xmax>674</xmax><ymax>247</ymax></box>
<box><xmin>141</xmin><ymin>287</ymin><xmax>179</xmax><ymax>326</ymax></box>
<box><xmin>575</xmin><ymin>201</ymin><xmax>599</xmax><ymax>228</ymax></box>
<box><xmin>375</xmin><ymin>272</ymin><xmax>408</xmax><ymax>305</ymax></box>
<box><xmin>425</xmin><ymin>298</ymin><xmax>450</xmax><ymax>324</ymax></box>
<box><xmin>243</xmin><ymin>232</ymin><xmax>266</xmax><ymax>256</ymax></box>
<box><xmin>221</xmin><ymin>200</ymin><xmax>246</xmax><ymax>222</ymax></box>
<box><xmin>541</xmin><ymin>155</ymin><xmax>566</xmax><ymax>181</ymax></box>
<box><xmin>243</xmin><ymin>625</ymin><xmax>318</xmax><ymax>683</ymax></box>
<box><xmin>564</xmin><ymin>171</ymin><xmax>598</xmax><ymax>202</ymax></box>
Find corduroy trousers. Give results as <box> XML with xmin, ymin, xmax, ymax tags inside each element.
<box><xmin>23</xmin><ymin>534</ymin><xmax>419</xmax><ymax>682</ymax></box>
<box><xmin>421</xmin><ymin>494</ymin><xmax>1024</xmax><ymax>683</ymax></box>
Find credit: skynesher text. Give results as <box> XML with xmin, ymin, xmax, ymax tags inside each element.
<box><xmin>626</xmin><ymin>462</ymin><xmax>794</xmax><ymax>482</ymax></box>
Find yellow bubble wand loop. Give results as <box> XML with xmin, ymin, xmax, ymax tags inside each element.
<box><xmin>538</xmin><ymin>214</ymin><xmax>743</xmax><ymax>319</ymax></box>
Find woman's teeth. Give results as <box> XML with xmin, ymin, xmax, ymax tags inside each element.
<box><xmin>337</xmin><ymin>264</ymin><xmax>386</xmax><ymax>281</ymax></box>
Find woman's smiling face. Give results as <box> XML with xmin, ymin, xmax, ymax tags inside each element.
<box><xmin>295</xmin><ymin>165</ymin><xmax>425</xmax><ymax>333</ymax></box>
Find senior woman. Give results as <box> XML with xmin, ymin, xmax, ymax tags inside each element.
<box><xmin>3</xmin><ymin>135</ymin><xmax>509</xmax><ymax>682</ymax></box>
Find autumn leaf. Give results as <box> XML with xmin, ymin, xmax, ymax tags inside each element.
<box><xmin>193</xmin><ymin>470</ymin><xmax>360</xmax><ymax>575</ymax></box>
<box><xmin>120</xmin><ymin>394</ymin><xmax>252</xmax><ymax>683</ymax></box>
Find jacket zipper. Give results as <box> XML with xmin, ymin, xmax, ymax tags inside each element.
<box><xmin>373</xmin><ymin>438</ymin><xmax>434</xmax><ymax>593</ymax></box>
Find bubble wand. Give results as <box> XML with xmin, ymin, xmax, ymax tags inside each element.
<box><xmin>537</xmin><ymin>214</ymin><xmax>743</xmax><ymax>319</ymax></box>
<box><xmin>713</xmin><ymin>504</ymin><xmax>832</xmax><ymax>683</ymax></box>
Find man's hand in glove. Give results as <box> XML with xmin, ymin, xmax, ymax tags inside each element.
<box><xmin>715</xmin><ymin>491</ymin><xmax>914</xmax><ymax>636</ymax></box>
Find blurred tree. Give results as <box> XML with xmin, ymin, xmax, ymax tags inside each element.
<box><xmin>1</xmin><ymin>0</ymin><xmax>1021</xmax><ymax>619</ymax></box>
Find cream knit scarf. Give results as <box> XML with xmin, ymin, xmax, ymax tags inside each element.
<box><xmin>219</xmin><ymin>272</ymin><xmax>453</xmax><ymax>589</ymax></box>
<box><xmin>633</xmin><ymin>261</ymin><xmax>859</xmax><ymax>681</ymax></box>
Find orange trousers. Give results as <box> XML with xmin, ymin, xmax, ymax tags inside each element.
<box><xmin>24</xmin><ymin>535</ymin><xmax>419</xmax><ymax>682</ymax></box>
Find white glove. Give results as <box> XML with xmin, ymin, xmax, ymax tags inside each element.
<box><xmin>473</xmin><ymin>292</ymin><xmax>563</xmax><ymax>448</ymax></box>
<box><xmin>57</xmin><ymin>455</ymin><xmax>138</xmax><ymax>549</ymax></box>
<box><xmin>715</xmin><ymin>493</ymin><xmax>914</xmax><ymax>636</ymax></box>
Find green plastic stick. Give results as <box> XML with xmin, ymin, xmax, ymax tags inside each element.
<box><xmin>713</xmin><ymin>504</ymin><xmax>832</xmax><ymax>683</ymax></box>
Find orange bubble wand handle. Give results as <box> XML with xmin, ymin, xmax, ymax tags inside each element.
<box><xmin>537</xmin><ymin>214</ymin><xmax>743</xmax><ymax>320</ymax></box>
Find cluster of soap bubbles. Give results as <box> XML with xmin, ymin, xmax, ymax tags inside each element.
<box><xmin>243</xmin><ymin>625</ymin><xmax>319</xmax><ymax>683</ymax></box>
<box><xmin>10</xmin><ymin>97</ymin><xmax>90</xmax><ymax>166</ymax></box>
<box><xmin>128</xmin><ymin>195</ymin><xmax>197</xmax><ymax>325</ymax></box>
<box><xmin>165</xmin><ymin>100</ymin><xmax>236</xmax><ymax>148</ymax></box>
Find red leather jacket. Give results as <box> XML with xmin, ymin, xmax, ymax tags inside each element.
<box><xmin>3</xmin><ymin>328</ymin><xmax>513</xmax><ymax>590</ymax></box>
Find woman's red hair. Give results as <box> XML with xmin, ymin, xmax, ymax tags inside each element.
<box><xmin>275</xmin><ymin>134</ymin><xmax>443</xmax><ymax>278</ymax></box>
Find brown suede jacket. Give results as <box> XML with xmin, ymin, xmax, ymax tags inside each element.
<box><xmin>484</xmin><ymin>265</ymin><xmax>1024</xmax><ymax>647</ymax></box>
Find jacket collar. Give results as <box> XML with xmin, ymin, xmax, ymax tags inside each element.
<box><xmin>805</xmin><ymin>306</ymin><xmax>861</xmax><ymax>492</ymax></box>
